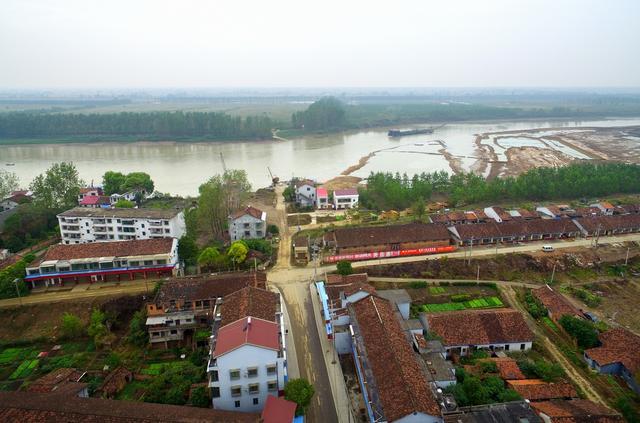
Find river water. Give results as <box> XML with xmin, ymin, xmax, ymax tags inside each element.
<box><xmin>1</xmin><ymin>117</ymin><xmax>639</xmax><ymax>196</ymax></box>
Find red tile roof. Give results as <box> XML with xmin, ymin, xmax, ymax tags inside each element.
<box><xmin>575</xmin><ymin>214</ymin><xmax>640</xmax><ymax>233</ymax></box>
<box><xmin>325</xmin><ymin>281</ymin><xmax>376</xmax><ymax>303</ymax></box>
<box><xmin>532</xmin><ymin>285</ymin><xmax>582</xmax><ymax>320</ymax></box>
<box><xmin>155</xmin><ymin>272</ymin><xmax>266</xmax><ymax>305</ymax></box>
<box><xmin>261</xmin><ymin>395</ymin><xmax>296</xmax><ymax>423</ymax></box>
<box><xmin>79</xmin><ymin>187</ymin><xmax>103</xmax><ymax>195</ymax></box>
<box><xmin>334</xmin><ymin>188</ymin><xmax>358</xmax><ymax>196</ymax></box>
<box><xmin>26</xmin><ymin>368</ymin><xmax>86</xmax><ymax>394</ymax></box>
<box><xmin>584</xmin><ymin>328</ymin><xmax>640</xmax><ymax>374</ymax></box>
<box><xmin>0</xmin><ymin>391</ymin><xmax>259</xmax><ymax>422</ymax></box>
<box><xmin>316</xmin><ymin>187</ymin><xmax>328</xmax><ymax>197</ymax></box>
<box><xmin>214</xmin><ymin>317</ymin><xmax>280</xmax><ymax>357</ymax></box>
<box><xmin>37</xmin><ymin>238</ymin><xmax>174</xmax><ymax>262</ymax></box>
<box><xmin>326</xmin><ymin>273</ymin><xmax>369</xmax><ymax>284</ymax></box>
<box><xmin>426</xmin><ymin>309</ymin><xmax>534</xmax><ymax>346</ymax></box>
<box><xmin>351</xmin><ymin>296</ymin><xmax>440</xmax><ymax>421</ymax></box>
<box><xmin>332</xmin><ymin>222</ymin><xmax>450</xmax><ymax>249</ymax></box>
<box><xmin>507</xmin><ymin>379</ymin><xmax>577</xmax><ymax>401</ymax></box>
<box><xmin>531</xmin><ymin>399</ymin><xmax>623</xmax><ymax>422</ymax></box>
<box><xmin>80</xmin><ymin>195</ymin><xmax>111</xmax><ymax>205</ymax></box>
<box><xmin>221</xmin><ymin>286</ymin><xmax>279</xmax><ymax>326</ymax></box>
<box><xmin>491</xmin><ymin>358</ymin><xmax>526</xmax><ymax>380</ymax></box>
<box><xmin>230</xmin><ymin>206</ymin><xmax>264</xmax><ymax>220</ymax></box>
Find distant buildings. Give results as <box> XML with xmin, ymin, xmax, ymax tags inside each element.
<box><xmin>0</xmin><ymin>190</ymin><xmax>31</xmax><ymax>212</ymax></box>
<box><xmin>24</xmin><ymin>238</ymin><xmax>178</xmax><ymax>289</ymax></box>
<box><xmin>228</xmin><ymin>206</ymin><xmax>267</xmax><ymax>241</ymax></box>
<box><xmin>57</xmin><ymin>207</ymin><xmax>185</xmax><ymax>244</ymax></box>
<box><xmin>26</xmin><ymin>368</ymin><xmax>88</xmax><ymax>398</ymax></box>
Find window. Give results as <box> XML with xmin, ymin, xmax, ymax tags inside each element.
<box><xmin>203</xmin><ymin>300</ymin><xmax>210</xmax><ymax>307</ymax></box>
<box><xmin>142</xmin><ymin>232</ymin><xmax>146</xmax><ymax>236</ymax></box>
<box><xmin>267</xmin><ymin>380</ymin><xmax>278</xmax><ymax>391</ymax></box>
<box><xmin>195</xmin><ymin>301</ymin><xmax>202</xmax><ymax>307</ymax></box>
<box><xmin>229</xmin><ymin>369</ymin><xmax>240</xmax><ymax>380</ymax></box>
<box><xmin>212</xmin><ymin>387</ymin><xmax>220</xmax><ymax>398</ymax></box>
<box><xmin>244</xmin><ymin>231</ymin><xmax>251</xmax><ymax>237</ymax></box>
<box><xmin>141</xmin><ymin>223</ymin><xmax>145</xmax><ymax>228</ymax></box>
<box><xmin>520</xmin><ymin>343</ymin><xmax>526</xmax><ymax>350</ymax></box>
<box><xmin>253</xmin><ymin>398</ymin><xmax>259</xmax><ymax>405</ymax></box>
<box><xmin>163</xmin><ymin>220</ymin><xmax>169</xmax><ymax>225</ymax></box>
<box><xmin>231</xmin><ymin>386</ymin><xmax>241</xmax><ymax>397</ymax></box>
<box><xmin>170</xmin><ymin>330</ymin><xmax>177</xmax><ymax>335</ymax></box>
<box><xmin>234</xmin><ymin>400</ymin><xmax>240</xmax><ymax>408</ymax></box>
<box><xmin>248</xmin><ymin>383</ymin><xmax>259</xmax><ymax>394</ymax></box>
<box><xmin>144</xmin><ymin>260</ymin><xmax>153</xmax><ymax>266</ymax></box>
<box><xmin>247</xmin><ymin>367</ymin><xmax>258</xmax><ymax>378</ymax></box>
<box><xmin>212</xmin><ymin>370</ymin><xmax>219</xmax><ymax>382</ymax></box>
<box><xmin>266</xmin><ymin>364</ymin><xmax>277</xmax><ymax>375</ymax></box>
<box><xmin>505</xmin><ymin>344</ymin><xmax>510</xmax><ymax>351</ymax></box>
<box><xmin>164</xmin><ymin>228</ymin><xmax>170</xmax><ymax>233</ymax></box>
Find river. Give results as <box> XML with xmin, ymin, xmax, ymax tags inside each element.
<box><xmin>1</xmin><ymin>117</ymin><xmax>640</xmax><ymax>196</ymax></box>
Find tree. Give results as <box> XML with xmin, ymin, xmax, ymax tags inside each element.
<box><xmin>284</xmin><ymin>378</ymin><xmax>315</xmax><ymax>416</ymax></box>
<box><xmin>267</xmin><ymin>224</ymin><xmax>280</xmax><ymax>235</ymax></box>
<box><xmin>0</xmin><ymin>204</ymin><xmax>58</xmax><ymax>252</ymax></box>
<box><xmin>198</xmin><ymin>247</ymin><xmax>220</xmax><ymax>272</ymax></box>
<box><xmin>189</xmin><ymin>386</ymin><xmax>210</xmax><ymax>408</ymax></box>
<box><xmin>227</xmin><ymin>241</ymin><xmax>248</xmax><ymax>266</ymax></box>
<box><xmin>412</xmin><ymin>198</ymin><xmax>426</xmax><ymax>221</ymax></box>
<box><xmin>178</xmin><ymin>236</ymin><xmax>199</xmax><ymax>266</ymax></box>
<box><xmin>0</xmin><ymin>254</ymin><xmax>34</xmax><ymax>299</ymax></box>
<box><xmin>336</xmin><ymin>260</ymin><xmax>353</xmax><ymax>276</ymax></box>
<box><xmin>283</xmin><ymin>186</ymin><xmax>295</xmax><ymax>202</ymax></box>
<box><xmin>29</xmin><ymin>162</ymin><xmax>84</xmax><ymax>210</ymax></box>
<box><xmin>114</xmin><ymin>199</ymin><xmax>135</xmax><ymax>208</ymax></box>
<box><xmin>123</xmin><ymin>172</ymin><xmax>154</xmax><ymax>194</ymax></box>
<box><xmin>292</xmin><ymin>97</ymin><xmax>347</xmax><ymax>131</ymax></box>
<box><xmin>0</xmin><ymin>170</ymin><xmax>19</xmax><ymax>200</ymax></box>
<box><xmin>102</xmin><ymin>171</ymin><xmax>126</xmax><ymax>195</ymax></box>
<box><xmin>126</xmin><ymin>310</ymin><xmax>149</xmax><ymax>347</ymax></box>
<box><xmin>60</xmin><ymin>312</ymin><xmax>84</xmax><ymax>339</ymax></box>
<box><xmin>88</xmin><ymin>308</ymin><xmax>111</xmax><ymax>347</ymax></box>
<box><xmin>559</xmin><ymin>315</ymin><xmax>599</xmax><ymax>349</ymax></box>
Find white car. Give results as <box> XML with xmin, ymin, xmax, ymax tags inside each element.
<box><xmin>542</xmin><ymin>245</ymin><xmax>554</xmax><ymax>252</ymax></box>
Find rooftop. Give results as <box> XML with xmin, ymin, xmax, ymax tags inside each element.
<box><xmin>584</xmin><ymin>328</ymin><xmax>640</xmax><ymax>374</ymax></box>
<box><xmin>316</xmin><ymin>187</ymin><xmax>328</xmax><ymax>197</ymax></box>
<box><xmin>507</xmin><ymin>379</ymin><xmax>577</xmax><ymax>401</ymax></box>
<box><xmin>155</xmin><ymin>272</ymin><xmax>267</xmax><ymax>304</ymax></box>
<box><xmin>26</xmin><ymin>368</ymin><xmax>86</xmax><ymax>395</ymax></box>
<box><xmin>229</xmin><ymin>205</ymin><xmax>265</xmax><ymax>220</ymax></box>
<box><xmin>294</xmin><ymin>179</ymin><xmax>314</xmax><ymax>188</ymax></box>
<box><xmin>491</xmin><ymin>358</ymin><xmax>526</xmax><ymax>380</ymax></box>
<box><xmin>261</xmin><ymin>395</ymin><xmax>297</xmax><ymax>423</ymax></box>
<box><xmin>532</xmin><ymin>285</ymin><xmax>582</xmax><ymax>319</ymax></box>
<box><xmin>325</xmin><ymin>273</ymin><xmax>369</xmax><ymax>285</ymax></box>
<box><xmin>324</xmin><ymin>281</ymin><xmax>376</xmax><ymax>304</ymax></box>
<box><xmin>331</xmin><ymin>222</ymin><xmax>450</xmax><ymax>249</ymax></box>
<box><xmin>0</xmin><ymin>391</ymin><xmax>259</xmax><ymax>422</ymax></box>
<box><xmin>80</xmin><ymin>195</ymin><xmax>111</xmax><ymax>206</ymax></box>
<box><xmin>58</xmin><ymin>207</ymin><xmax>181</xmax><ymax>219</ymax></box>
<box><xmin>334</xmin><ymin>188</ymin><xmax>358</xmax><ymax>196</ymax></box>
<box><xmin>214</xmin><ymin>316</ymin><xmax>280</xmax><ymax>357</ymax></box>
<box><xmin>531</xmin><ymin>399</ymin><xmax>623</xmax><ymax>422</ymax></box>
<box><xmin>350</xmin><ymin>295</ymin><xmax>440</xmax><ymax>421</ymax></box>
<box><xmin>426</xmin><ymin>309</ymin><xmax>534</xmax><ymax>347</ymax></box>
<box><xmin>575</xmin><ymin>214</ymin><xmax>640</xmax><ymax>232</ymax></box>
<box><xmin>33</xmin><ymin>238</ymin><xmax>175</xmax><ymax>264</ymax></box>
<box><xmin>220</xmin><ymin>286</ymin><xmax>279</xmax><ymax>326</ymax></box>
<box><xmin>443</xmin><ymin>401</ymin><xmax>542</xmax><ymax>423</ymax></box>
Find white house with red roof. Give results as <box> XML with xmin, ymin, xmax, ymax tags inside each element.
<box><xmin>208</xmin><ymin>316</ymin><xmax>287</xmax><ymax>413</ymax></box>
<box><xmin>77</xmin><ymin>186</ymin><xmax>104</xmax><ymax>205</ymax></box>
<box><xmin>333</xmin><ymin>188</ymin><xmax>359</xmax><ymax>209</ymax></box>
<box><xmin>228</xmin><ymin>206</ymin><xmax>267</xmax><ymax>241</ymax></box>
<box><xmin>316</xmin><ymin>187</ymin><xmax>329</xmax><ymax>209</ymax></box>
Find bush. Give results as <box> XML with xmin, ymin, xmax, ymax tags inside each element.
<box><xmin>451</xmin><ymin>294</ymin><xmax>471</xmax><ymax>303</ymax></box>
<box><xmin>480</xmin><ymin>361</ymin><xmax>498</xmax><ymax>373</ymax></box>
<box><xmin>569</xmin><ymin>286</ymin><xmax>601</xmax><ymax>307</ymax></box>
<box><xmin>60</xmin><ymin>312</ymin><xmax>84</xmax><ymax>339</ymax></box>
<box><xmin>409</xmin><ymin>281</ymin><xmax>428</xmax><ymax>289</ymax></box>
<box><xmin>267</xmin><ymin>224</ymin><xmax>279</xmax><ymax>235</ymax></box>
<box><xmin>284</xmin><ymin>378</ymin><xmax>315</xmax><ymax>416</ymax></box>
<box><xmin>190</xmin><ymin>386</ymin><xmax>210</xmax><ymax>408</ymax></box>
<box><xmin>523</xmin><ymin>291</ymin><xmax>548</xmax><ymax>319</ymax></box>
<box><xmin>127</xmin><ymin>310</ymin><xmax>149</xmax><ymax>347</ymax></box>
<box><xmin>559</xmin><ymin>315</ymin><xmax>599</xmax><ymax>349</ymax></box>
<box><xmin>336</xmin><ymin>261</ymin><xmax>353</xmax><ymax>276</ymax></box>
<box><xmin>244</xmin><ymin>239</ymin><xmax>273</xmax><ymax>256</ymax></box>
<box><xmin>517</xmin><ymin>359</ymin><xmax>564</xmax><ymax>382</ymax></box>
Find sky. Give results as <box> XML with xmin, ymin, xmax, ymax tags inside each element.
<box><xmin>1</xmin><ymin>0</ymin><xmax>639</xmax><ymax>89</ymax></box>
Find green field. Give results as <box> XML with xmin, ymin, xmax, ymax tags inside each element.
<box><xmin>0</xmin><ymin>348</ymin><xmax>36</xmax><ymax>365</ymax></box>
<box><xmin>9</xmin><ymin>359</ymin><xmax>39</xmax><ymax>380</ymax></box>
<box><xmin>429</xmin><ymin>286</ymin><xmax>446</xmax><ymax>295</ymax></box>
<box><xmin>417</xmin><ymin>296</ymin><xmax>504</xmax><ymax>313</ymax></box>
<box><xmin>542</xmin><ymin>316</ymin><xmax>559</xmax><ymax>331</ymax></box>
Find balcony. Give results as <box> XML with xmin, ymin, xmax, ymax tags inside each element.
<box><xmin>62</xmin><ymin>226</ymin><xmax>80</xmax><ymax>232</ymax></box>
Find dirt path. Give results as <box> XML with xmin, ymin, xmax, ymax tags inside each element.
<box><xmin>501</xmin><ymin>286</ymin><xmax>606</xmax><ymax>405</ymax></box>
<box><xmin>273</xmin><ymin>184</ymin><xmax>292</xmax><ymax>271</ymax></box>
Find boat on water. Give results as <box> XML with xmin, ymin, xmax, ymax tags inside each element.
<box><xmin>387</xmin><ymin>128</ymin><xmax>434</xmax><ymax>137</ymax></box>
<box><xmin>5</xmin><ymin>163</ymin><xmax>15</xmax><ymax>166</ymax></box>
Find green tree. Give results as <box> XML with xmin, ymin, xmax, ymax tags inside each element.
<box><xmin>0</xmin><ymin>204</ymin><xmax>57</xmax><ymax>252</ymax></box>
<box><xmin>198</xmin><ymin>247</ymin><xmax>220</xmax><ymax>272</ymax></box>
<box><xmin>123</xmin><ymin>172</ymin><xmax>154</xmax><ymax>193</ymax></box>
<box><xmin>114</xmin><ymin>199</ymin><xmax>135</xmax><ymax>208</ymax></box>
<box><xmin>292</xmin><ymin>97</ymin><xmax>347</xmax><ymax>131</ymax></box>
<box><xmin>60</xmin><ymin>312</ymin><xmax>84</xmax><ymax>339</ymax></box>
<box><xmin>178</xmin><ymin>236</ymin><xmax>199</xmax><ymax>266</ymax></box>
<box><xmin>559</xmin><ymin>315</ymin><xmax>599</xmax><ymax>349</ymax></box>
<box><xmin>0</xmin><ymin>254</ymin><xmax>34</xmax><ymax>299</ymax></box>
<box><xmin>189</xmin><ymin>386</ymin><xmax>210</xmax><ymax>408</ymax></box>
<box><xmin>88</xmin><ymin>308</ymin><xmax>111</xmax><ymax>347</ymax></box>
<box><xmin>227</xmin><ymin>241</ymin><xmax>248</xmax><ymax>266</ymax></box>
<box><xmin>284</xmin><ymin>378</ymin><xmax>315</xmax><ymax>416</ymax></box>
<box><xmin>412</xmin><ymin>198</ymin><xmax>426</xmax><ymax>221</ymax></box>
<box><xmin>267</xmin><ymin>224</ymin><xmax>279</xmax><ymax>235</ymax></box>
<box><xmin>102</xmin><ymin>171</ymin><xmax>126</xmax><ymax>195</ymax></box>
<box><xmin>29</xmin><ymin>162</ymin><xmax>84</xmax><ymax>210</ymax></box>
<box><xmin>0</xmin><ymin>170</ymin><xmax>19</xmax><ymax>200</ymax></box>
<box><xmin>336</xmin><ymin>260</ymin><xmax>353</xmax><ymax>276</ymax></box>
<box><xmin>283</xmin><ymin>186</ymin><xmax>295</xmax><ymax>202</ymax></box>
<box><xmin>126</xmin><ymin>310</ymin><xmax>149</xmax><ymax>347</ymax></box>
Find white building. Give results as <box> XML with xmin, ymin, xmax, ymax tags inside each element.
<box><xmin>333</xmin><ymin>188</ymin><xmax>359</xmax><ymax>209</ymax></box>
<box><xmin>316</xmin><ymin>187</ymin><xmax>329</xmax><ymax>209</ymax></box>
<box><xmin>294</xmin><ymin>180</ymin><xmax>316</xmax><ymax>208</ymax></box>
<box><xmin>208</xmin><ymin>316</ymin><xmax>287</xmax><ymax>413</ymax></box>
<box><xmin>228</xmin><ymin>206</ymin><xmax>267</xmax><ymax>241</ymax></box>
<box><xmin>57</xmin><ymin>207</ymin><xmax>185</xmax><ymax>244</ymax></box>
<box><xmin>110</xmin><ymin>192</ymin><xmax>138</xmax><ymax>205</ymax></box>
<box><xmin>0</xmin><ymin>191</ymin><xmax>30</xmax><ymax>212</ymax></box>
<box><xmin>77</xmin><ymin>187</ymin><xmax>104</xmax><ymax>205</ymax></box>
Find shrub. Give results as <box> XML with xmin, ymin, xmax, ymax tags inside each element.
<box><xmin>190</xmin><ymin>386</ymin><xmax>210</xmax><ymax>408</ymax></box>
<box><xmin>126</xmin><ymin>310</ymin><xmax>149</xmax><ymax>347</ymax></box>
<box><xmin>336</xmin><ymin>261</ymin><xmax>353</xmax><ymax>276</ymax></box>
<box><xmin>451</xmin><ymin>294</ymin><xmax>471</xmax><ymax>303</ymax></box>
<box><xmin>60</xmin><ymin>312</ymin><xmax>84</xmax><ymax>339</ymax></box>
<box><xmin>523</xmin><ymin>291</ymin><xmax>548</xmax><ymax>319</ymax></box>
<box><xmin>267</xmin><ymin>224</ymin><xmax>279</xmax><ymax>235</ymax></box>
<box><xmin>410</xmin><ymin>281</ymin><xmax>428</xmax><ymax>289</ymax></box>
<box><xmin>559</xmin><ymin>315</ymin><xmax>599</xmax><ymax>349</ymax></box>
<box><xmin>518</xmin><ymin>359</ymin><xmax>565</xmax><ymax>382</ymax></box>
<box><xmin>285</xmin><ymin>378</ymin><xmax>315</xmax><ymax>416</ymax></box>
<box><xmin>480</xmin><ymin>361</ymin><xmax>498</xmax><ymax>373</ymax></box>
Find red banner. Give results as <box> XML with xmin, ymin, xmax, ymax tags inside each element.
<box><xmin>323</xmin><ymin>245</ymin><xmax>456</xmax><ymax>263</ymax></box>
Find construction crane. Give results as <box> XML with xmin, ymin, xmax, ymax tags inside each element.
<box><xmin>219</xmin><ymin>152</ymin><xmax>227</xmax><ymax>173</ymax></box>
<box><xmin>267</xmin><ymin>166</ymin><xmax>279</xmax><ymax>186</ymax></box>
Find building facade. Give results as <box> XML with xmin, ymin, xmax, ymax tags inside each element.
<box><xmin>228</xmin><ymin>206</ymin><xmax>267</xmax><ymax>241</ymax></box>
<box><xmin>57</xmin><ymin>207</ymin><xmax>185</xmax><ymax>244</ymax></box>
<box><xmin>294</xmin><ymin>180</ymin><xmax>316</xmax><ymax>208</ymax></box>
<box><xmin>24</xmin><ymin>238</ymin><xmax>178</xmax><ymax>289</ymax></box>
<box><xmin>333</xmin><ymin>188</ymin><xmax>359</xmax><ymax>209</ymax></box>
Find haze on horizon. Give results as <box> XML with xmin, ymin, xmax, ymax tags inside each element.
<box><xmin>1</xmin><ymin>0</ymin><xmax>639</xmax><ymax>90</ymax></box>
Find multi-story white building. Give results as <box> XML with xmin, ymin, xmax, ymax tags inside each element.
<box><xmin>333</xmin><ymin>188</ymin><xmax>359</xmax><ymax>209</ymax></box>
<box><xmin>57</xmin><ymin>207</ymin><xmax>185</xmax><ymax>244</ymax></box>
<box><xmin>228</xmin><ymin>206</ymin><xmax>267</xmax><ymax>241</ymax></box>
<box><xmin>208</xmin><ymin>316</ymin><xmax>287</xmax><ymax>413</ymax></box>
<box><xmin>294</xmin><ymin>180</ymin><xmax>316</xmax><ymax>208</ymax></box>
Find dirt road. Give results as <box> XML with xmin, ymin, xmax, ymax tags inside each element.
<box><xmin>501</xmin><ymin>286</ymin><xmax>606</xmax><ymax>405</ymax></box>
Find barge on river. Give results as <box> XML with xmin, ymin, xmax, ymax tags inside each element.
<box><xmin>387</xmin><ymin>128</ymin><xmax>434</xmax><ymax>137</ymax></box>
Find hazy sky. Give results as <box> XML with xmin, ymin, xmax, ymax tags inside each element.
<box><xmin>1</xmin><ymin>0</ymin><xmax>639</xmax><ymax>89</ymax></box>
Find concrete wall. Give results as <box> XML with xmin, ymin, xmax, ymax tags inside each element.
<box><xmin>334</xmin><ymin>331</ymin><xmax>352</xmax><ymax>355</ymax></box>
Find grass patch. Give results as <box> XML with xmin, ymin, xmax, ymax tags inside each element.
<box><xmin>418</xmin><ymin>296</ymin><xmax>504</xmax><ymax>313</ymax></box>
<box><xmin>429</xmin><ymin>286</ymin><xmax>446</xmax><ymax>295</ymax></box>
<box><xmin>0</xmin><ymin>348</ymin><xmax>35</xmax><ymax>365</ymax></box>
<box><xmin>9</xmin><ymin>359</ymin><xmax>39</xmax><ymax>380</ymax></box>
<box><xmin>542</xmin><ymin>317</ymin><xmax>559</xmax><ymax>331</ymax></box>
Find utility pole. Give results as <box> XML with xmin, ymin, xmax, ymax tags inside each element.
<box><xmin>477</xmin><ymin>264</ymin><xmax>480</xmax><ymax>281</ymax></box>
<box><xmin>468</xmin><ymin>238</ymin><xmax>474</xmax><ymax>265</ymax></box>
<box><xmin>13</xmin><ymin>278</ymin><xmax>22</xmax><ymax>306</ymax></box>
<box><xmin>495</xmin><ymin>240</ymin><xmax>499</xmax><ymax>257</ymax></box>
<box><xmin>625</xmin><ymin>246</ymin><xmax>630</xmax><ymax>266</ymax></box>
<box><xmin>550</xmin><ymin>263</ymin><xmax>557</xmax><ymax>285</ymax></box>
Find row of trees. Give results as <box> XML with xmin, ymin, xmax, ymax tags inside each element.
<box><xmin>102</xmin><ymin>170</ymin><xmax>154</xmax><ymax>195</ymax></box>
<box><xmin>0</xmin><ymin>111</ymin><xmax>274</xmax><ymax>140</ymax></box>
<box><xmin>358</xmin><ymin>162</ymin><xmax>640</xmax><ymax>210</ymax></box>
<box><xmin>291</xmin><ymin>97</ymin><xmax>347</xmax><ymax>131</ymax></box>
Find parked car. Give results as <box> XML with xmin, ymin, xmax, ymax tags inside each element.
<box><xmin>583</xmin><ymin>311</ymin><xmax>599</xmax><ymax>322</ymax></box>
<box><xmin>542</xmin><ymin>245</ymin><xmax>555</xmax><ymax>252</ymax></box>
